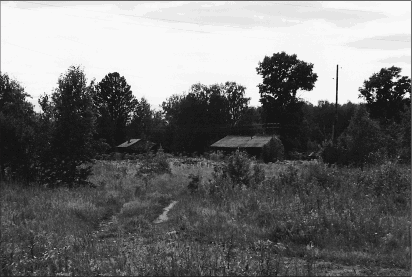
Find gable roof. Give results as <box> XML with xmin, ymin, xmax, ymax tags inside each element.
<box><xmin>117</xmin><ymin>139</ymin><xmax>141</xmax><ymax>148</ymax></box>
<box><xmin>210</xmin><ymin>135</ymin><xmax>275</xmax><ymax>148</ymax></box>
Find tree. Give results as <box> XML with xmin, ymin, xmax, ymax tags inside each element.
<box><xmin>0</xmin><ymin>72</ymin><xmax>37</xmax><ymax>182</ymax></box>
<box><xmin>358</xmin><ymin>66</ymin><xmax>411</xmax><ymax>124</ymax></box>
<box><xmin>257</xmin><ymin>51</ymin><xmax>318</xmax><ymax>108</ymax></box>
<box><xmin>234</xmin><ymin>106</ymin><xmax>264</xmax><ymax>136</ymax></box>
<box><xmin>262</xmin><ymin>137</ymin><xmax>284</xmax><ymax>163</ymax></box>
<box><xmin>222</xmin><ymin>81</ymin><xmax>250</xmax><ymax>127</ymax></box>
<box><xmin>309</xmin><ymin>100</ymin><xmax>358</xmax><ymax>144</ymax></box>
<box><xmin>128</xmin><ymin>97</ymin><xmax>154</xmax><ymax>140</ymax></box>
<box><xmin>93</xmin><ymin>72</ymin><xmax>138</xmax><ymax>146</ymax></box>
<box><xmin>39</xmin><ymin>66</ymin><xmax>96</xmax><ymax>187</ymax></box>
<box><xmin>256</xmin><ymin>51</ymin><xmax>318</xmax><ymax>152</ymax></box>
<box><xmin>337</xmin><ymin>105</ymin><xmax>384</xmax><ymax>168</ymax></box>
<box><xmin>161</xmin><ymin>82</ymin><xmax>250</xmax><ymax>154</ymax></box>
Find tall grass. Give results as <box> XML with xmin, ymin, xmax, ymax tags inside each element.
<box><xmin>1</xmin><ymin>156</ymin><xmax>410</xmax><ymax>276</ymax></box>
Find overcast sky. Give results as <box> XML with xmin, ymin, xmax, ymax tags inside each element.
<box><xmin>1</xmin><ymin>1</ymin><xmax>411</xmax><ymax>111</ymax></box>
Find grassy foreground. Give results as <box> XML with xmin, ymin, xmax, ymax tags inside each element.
<box><xmin>1</xmin><ymin>156</ymin><xmax>411</xmax><ymax>276</ymax></box>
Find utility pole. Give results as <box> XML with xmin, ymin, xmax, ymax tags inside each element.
<box><xmin>332</xmin><ymin>64</ymin><xmax>339</xmax><ymax>144</ymax></box>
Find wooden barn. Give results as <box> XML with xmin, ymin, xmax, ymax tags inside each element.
<box><xmin>210</xmin><ymin>135</ymin><xmax>281</xmax><ymax>158</ymax></box>
<box><xmin>116</xmin><ymin>139</ymin><xmax>157</xmax><ymax>154</ymax></box>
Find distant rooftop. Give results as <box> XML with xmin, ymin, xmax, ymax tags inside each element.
<box><xmin>117</xmin><ymin>139</ymin><xmax>141</xmax><ymax>148</ymax></box>
<box><xmin>210</xmin><ymin>135</ymin><xmax>276</xmax><ymax>148</ymax></box>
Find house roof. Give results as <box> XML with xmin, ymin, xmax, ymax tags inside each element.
<box><xmin>210</xmin><ymin>135</ymin><xmax>275</xmax><ymax>148</ymax></box>
<box><xmin>117</xmin><ymin>139</ymin><xmax>141</xmax><ymax>148</ymax></box>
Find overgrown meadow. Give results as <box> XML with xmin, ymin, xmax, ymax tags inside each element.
<box><xmin>1</xmin><ymin>152</ymin><xmax>410</xmax><ymax>276</ymax></box>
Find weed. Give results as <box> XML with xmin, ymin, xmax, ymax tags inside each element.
<box><xmin>187</xmin><ymin>173</ymin><xmax>201</xmax><ymax>194</ymax></box>
<box><xmin>1</xmin><ymin>158</ymin><xmax>410</xmax><ymax>276</ymax></box>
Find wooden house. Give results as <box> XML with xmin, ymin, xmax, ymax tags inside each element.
<box><xmin>116</xmin><ymin>139</ymin><xmax>156</xmax><ymax>153</ymax></box>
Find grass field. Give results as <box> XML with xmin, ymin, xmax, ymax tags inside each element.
<box><xmin>1</xmin><ymin>155</ymin><xmax>410</xmax><ymax>276</ymax></box>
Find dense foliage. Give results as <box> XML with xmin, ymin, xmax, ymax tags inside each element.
<box><xmin>359</xmin><ymin>66</ymin><xmax>410</xmax><ymax>124</ymax></box>
<box><xmin>38</xmin><ymin>66</ymin><xmax>96</xmax><ymax>187</ymax></box>
<box><xmin>1</xmin><ymin>58</ymin><xmax>411</xmax><ymax>275</ymax></box>
<box><xmin>0</xmin><ymin>58</ymin><xmax>410</xmax><ymax>186</ymax></box>
<box><xmin>161</xmin><ymin>82</ymin><xmax>250</xmax><ymax>154</ymax></box>
<box><xmin>92</xmin><ymin>72</ymin><xmax>138</xmax><ymax>146</ymax></box>
<box><xmin>0</xmin><ymin>72</ymin><xmax>37</xmax><ymax>182</ymax></box>
<box><xmin>256</xmin><ymin>51</ymin><xmax>318</xmax><ymax>152</ymax></box>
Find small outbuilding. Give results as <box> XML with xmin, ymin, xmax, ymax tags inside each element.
<box><xmin>210</xmin><ymin>135</ymin><xmax>283</xmax><ymax>161</ymax></box>
<box><xmin>117</xmin><ymin>138</ymin><xmax>157</xmax><ymax>154</ymax></box>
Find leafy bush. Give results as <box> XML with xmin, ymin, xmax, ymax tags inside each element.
<box><xmin>92</xmin><ymin>139</ymin><xmax>111</xmax><ymax>156</ymax></box>
<box><xmin>0</xmin><ymin>72</ymin><xmax>38</xmax><ymax>183</ymax></box>
<box><xmin>207</xmin><ymin>151</ymin><xmax>267</xmax><ymax>198</ymax></box>
<box><xmin>187</xmin><ymin>173</ymin><xmax>201</xmax><ymax>194</ymax></box>
<box><xmin>226</xmin><ymin>150</ymin><xmax>252</xmax><ymax>188</ymax></box>
<box><xmin>207</xmin><ymin>164</ymin><xmax>233</xmax><ymax>198</ymax></box>
<box><xmin>252</xmin><ymin>163</ymin><xmax>265</xmax><ymax>186</ymax></box>
<box><xmin>262</xmin><ymin>137</ymin><xmax>284</xmax><ymax>163</ymax></box>
<box><xmin>358</xmin><ymin>162</ymin><xmax>411</xmax><ymax>204</ymax></box>
<box><xmin>209</xmin><ymin>151</ymin><xmax>225</xmax><ymax>162</ymax></box>
<box><xmin>320</xmin><ymin>140</ymin><xmax>343</xmax><ymax>165</ymax></box>
<box><xmin>278</xmin><ymin>164</ymin><xmax>300</xmax><ymax>193</ymax></box>
<box><xmin>152</xmin><ymin>152</ymin><xmax>171</xmax><ymax>174</ymax></box>
<box><xmin>321</xmin><ymin>106</ymin><xmax>386</xmax><ymax>168</ymax></box>
<box><xmin>303</xmin><ymin>162</ymin><xmax>337</xmax><ymax>190</ymax></box>
<box><xmin>137</xmin><ymin>151</ymin><xmax>171</xmax><ymax>176</ymax></box>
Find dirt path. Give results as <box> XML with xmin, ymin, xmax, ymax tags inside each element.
<box><xmin>153</xmin><ymin>201</ymin><xmax>178</xmax><ymax>224</ymax></box>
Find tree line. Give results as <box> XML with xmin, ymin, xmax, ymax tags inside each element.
<box><xmin>1</xmin><ymin>51</ymin><xmax>410</xmax><ymax>186</ymax></box>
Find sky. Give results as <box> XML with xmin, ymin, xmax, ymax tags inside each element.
<box><xmin>1</xmin><ymin>1</ymin><xmax>411</xmax><ymax>111</ymax></box>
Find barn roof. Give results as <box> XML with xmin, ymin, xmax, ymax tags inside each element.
<box><xmin>117</xmin><ymin>139</ymin><xmax>141</xmax><ymax>148</ymax></box>
<box><xmin>210</xmin><ymin>135</ymin><xmax>275</xmax><ymax>148</ymax></box>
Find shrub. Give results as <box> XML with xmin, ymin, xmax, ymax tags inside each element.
<box><xmin>320</xmin><ymin>140</ymin><xmax>342</xmax><ymax>165</ymax></box>
<box><xmin>152</xmin><ymin>152</ymin><xmax>171</xmax><ymax>174</ymax></box>
<box><xmin>226</xmin><ymin>150</ymin><xmax>252</xmax><ymax>188</ymax></box>
<box><xmin>303</xmin><ymin>162</ymin><xmax>336</xmax><ymax>190</ymax></box>
<box><xmin>92</xmin><ymin>139</ymin><xmax>111</xmax><ymax>156</ymax></box>
<box><xmin>138</xmin><ymin>151</ymin><xmax>171</xmax><ymax>176</ymax></box>
<box><xmin>262</xmin><ymin>137</ymin><xmax>284</xmax><ymax>163</ymax></box>
<box><xmin>207</xmin><ymin>151</ymin><xmax>267</xmax><ymax>199</ymax></box>
<box><xmin>252</xmin><ymin>163</ymin><xmax>265</xmax><ymax>186</ymax></box>
<box><xmin>207</xmin><ymin>164</ymin><xmax>233</xmax><ymax>198</ymax></box>
<box><xmin>278</xmin><ymin>164</ymin><xmax>300</xmax><ymax>193</ymax></box>
<box><xmin>364</xmin><ymin>162</ymin><xmax>411</xmax><ymax>200</ymax></box>
<box><xmin>333</xmin><ymin>106</ymin><xmax>384</xmax><ymax>168</ymax></box>
<box><xmin>187</xmin><ymin>173</ymin><xmax>201</xmax><ymax>194</ymax></box>
<box><xmin>209</xmin><ymin>151</ymin><xmax>225</xmax><ymax>162</ymax></box>
<box><xmin>113</xmin><ymin>152</ymin><xmax>123</xmax><ymax>160</ymax></box>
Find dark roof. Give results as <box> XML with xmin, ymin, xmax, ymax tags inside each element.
<box><xmin>210</xmin><ymin>135</ymin><xmax>276</xmax><ymax>148</ymax></box>
<box><xmin>117</xmin><ymin>139</ymin><xmax>141</xmax><ymax>148</ymax></box>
